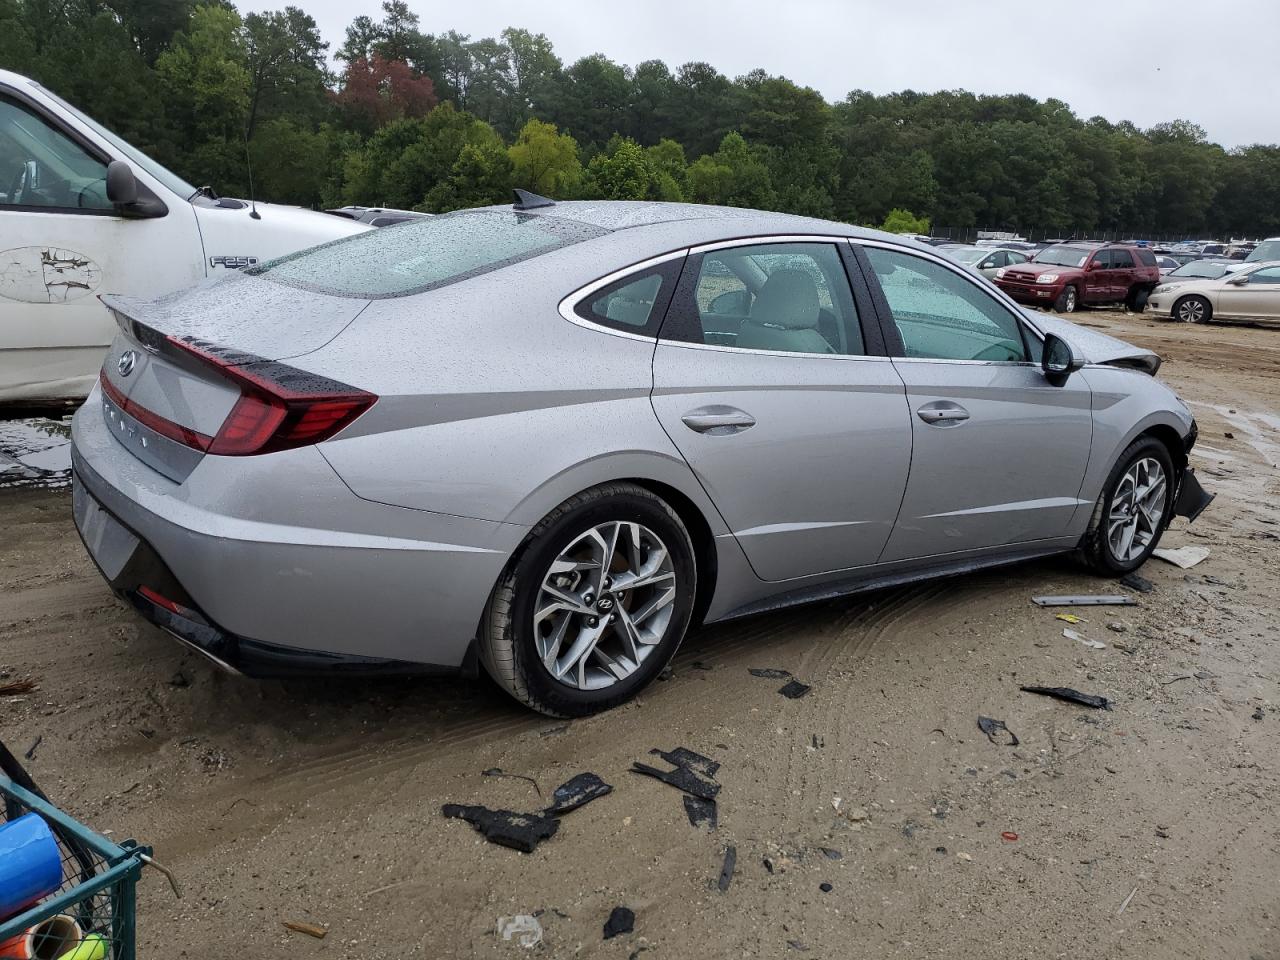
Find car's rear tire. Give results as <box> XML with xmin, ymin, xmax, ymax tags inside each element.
<box><xmin>1127</xmin><ymin>287</ymin><xmax>1150</xmax><ymax>313</ymax></box>
<box><xmin>1053</xmin><ymin>285</ymin><xmax>1078</xmax><ymax>313</ymax></box>
<box><xmin>478</xmin><ymin>483</ymin><xmax>696</xmax><ymax>717</ymax></box>
<box><xmin>1080</xmin><ymin>437</ymin><xmax>1175</xmax><ymax>576</ymax></box>
<box><xmin>1175</xmin><ymin>294</ymin><xmax>1212</xmax><ymax>324</ymax></box>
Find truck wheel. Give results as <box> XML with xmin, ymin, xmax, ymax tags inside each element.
<box><xmin>1053</xmin><ymin>286</ymin><xmax>1078</xmax><ymax>313</ymax></box>
<box><xmin>1127</xmin><ymin>288</ymin><xmax>1150</xmax><ymax>313</ymax></box>
<box><xmin>1174</xmin><ymin>295</ymin><xmax>1211</xmax><ymax>324</ymax></box>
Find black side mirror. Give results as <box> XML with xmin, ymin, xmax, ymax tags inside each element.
<box><xmin>106</xmin><ymin>160</ymin><xmax>138</xmax><ymax>205</ymax></box>
<box><xmin>1042</xmin><ymin>333</ymin><xmax>1084</xmax><ymax>384</ymax></box>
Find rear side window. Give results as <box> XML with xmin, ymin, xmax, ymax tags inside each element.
<box><xmin>251</xmin><ymin>210</ymin><xmax>606</xmax><ymax>298</ymax></box>
<box><xmin>1136</xmin><ymin>249</ymin><xmax>1157</xmax><ymax>267</ymax></box>
<box><xmin>1110</xmin><ymin>249</ymin><xmax>1135</xmax><ymax>268</ymax></box>
<box><xmin>573</xmin><ymin>258</ymin><xmax>683</xmax><ymax>336</ymax></box>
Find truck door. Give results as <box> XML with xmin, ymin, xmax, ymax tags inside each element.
<box><xmin>1081</xmin><ymin>250</ymin><xmax>1110</xmax><ymax>303</ymax></box>
<box><xmin>1108</xmin><ymin>248</ymin><xmax>1135</xmax><ymax>303</ymax></box>
<box><xmin>0</xmin><ymin>89</ymin><xmax>201</xmax><ymax>405</ymax></box>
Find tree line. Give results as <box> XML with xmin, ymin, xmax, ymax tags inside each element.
<box><xmin>3</xmin><ymin>0</ymin><xmax>1278</xmax><ymax>237</ymax></box>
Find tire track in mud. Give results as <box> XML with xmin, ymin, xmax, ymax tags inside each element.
<box><xmin>0</xmin><ymin>576</ymin><xmax>114</xmax><ymax>624</ymax></box>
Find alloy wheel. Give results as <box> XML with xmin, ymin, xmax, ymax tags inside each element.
<box><xmin>1177</xmin><ymin>298</ymin><xmax>1205</xmax><ymax>323</ymax></box>
<box><xmin>1107</xmin><ymin>457</ymin><xmax>1167</xmax><ymax>563</ymax></box>
<box><xmin>533</xmin><ymin>521</ymin><xmax>677</xmax><ymax>690</ymax></box>
<box><xmin>1064</xmin><ymin>287</ymin><xmax>1077</xmax><ymax>312</ymax></box>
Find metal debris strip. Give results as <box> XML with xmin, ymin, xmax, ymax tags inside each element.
<box><xmin>1020</xmin><ymin>685</ymin><xmax>1113</xmax><ymax>710</ymax></box>
<box><xmin>717</xmin><ymin>845</ymin><xmax>737</xmax><ymax>892</ymax></box>
<box><xmin>1032</xmin><ymin>595</ymin><xmax>1138</xmax><ymax>607</ymax></box>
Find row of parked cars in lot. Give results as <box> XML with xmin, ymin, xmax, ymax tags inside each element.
<box><xmin>938</xmin><ymin>237</ymin><xmax>1280</xmax><ymax>324</ymax></box>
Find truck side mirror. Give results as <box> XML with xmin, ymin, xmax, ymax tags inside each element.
<box><xmin>106</xmin><ymin>160</ymin><xmax>138</xmax><ymax>205</ymax></box>
<box><xmin>105</xmin><ymin>160</ymin><xmax>167</xmax><ymax>219</ymax></box>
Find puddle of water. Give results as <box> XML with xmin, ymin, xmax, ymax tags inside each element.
<box><xmin>0</xmin><ymin>417</ymin><xmax>73</xmax><ymax>490</ymax></box>
<box><xmin>1189</xmin><ymin>402</ymin><xmax>1280</xmax><ymax>469</ymax></box>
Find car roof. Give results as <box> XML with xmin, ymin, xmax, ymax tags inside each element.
<box><xmin>480</xmin><ymin>200</ymin><xmax>890</xmax><ymax>242</ymax></box>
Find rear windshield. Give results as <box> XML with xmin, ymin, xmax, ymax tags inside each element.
<box><xmin>1034</xmin><ymin>245</ymin><xmax>1091</xmax><ymax>268</ymax></box>
<box><xmin>250</xmin><ymin>210</ymin><xmax>605</xmax><ymax>298</ymax></box>
<box><xmin>1246</xmin><ymin>240</ymin><xmax>1280</xmax><ymax>262</ymax></box>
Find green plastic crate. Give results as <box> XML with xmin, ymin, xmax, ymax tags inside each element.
<box><xmin>1</xmin><ymin>774</ymin><xmax>148</xmax><ymax>960</ymax></box>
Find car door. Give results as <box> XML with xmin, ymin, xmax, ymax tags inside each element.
<box><xmin>1108</xmin><ymin>247</ymin><xmax>1135</xmax><ymax>301</ymax></box>
<box><xmin>1214</xmin><ymin>264</ymin><xmax>1280</xmax><ymax>320</ymax></box>
<box><xmin>0</xmin><ymin>89</ymin><xmax>201</xmax><ymax>403</ymax></box>
<box><xmin>856</xmin><ymin>242</ymin><xmax>1094</xmax><ymax>562</ymax></box>
<box><xmin>978</xmin><ymin>250</ymin><xmax>1005</xmax><ymax>279</ymax></box>
<box><xmin>1081</xmin><ymin>250</ymin><xmax>1110</xmax><ymax>303</ymax></box>
<box><xmin>650</xmin><ymin>238</ymin><xmax>912</xmax><ymax>582</ymax></box>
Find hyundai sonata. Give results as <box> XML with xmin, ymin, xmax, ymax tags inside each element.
<box><xmin>71</xmin><ymin>196</ymin><xmax>1213</xmax><ymax>716</ymax></box>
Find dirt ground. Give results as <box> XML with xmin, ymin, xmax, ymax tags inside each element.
<box><xmin>2</xmin><ymin>309</ymin><xmax>1278</xmax><ymax>959</ymax></box>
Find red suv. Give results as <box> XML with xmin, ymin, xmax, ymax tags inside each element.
<box><xmin>994</xmin><ymin>243</ymin><xmax>1161</xmax><ymax>313</ymax></box>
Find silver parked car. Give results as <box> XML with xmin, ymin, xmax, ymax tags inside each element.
<box><xmin>71</xmin><ymin>199</ymin><xmax>1213</xmax><ymax>717</ymax></box>
<box><xmin>943</xmin><ymin>245</ymin><xmax>1031</xmax><ymax>279</ymax></box>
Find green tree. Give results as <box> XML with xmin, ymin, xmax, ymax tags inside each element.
<box><xmin>585</xmin><ymin>136</ymin><xmax>659</xmax><ymax>200</ymax></box>
<box><xmin>508</xmin><ymin>118</ymin><xmax>581</xmax><ymax>197</ymax></box>
<box><xmin>880</xmin><ymin>208</ymin><xmax>930</xmax><ymax>234</ymax></box>
<box><xmin>242</xmin><ymin>7</ymin><xmax>330</xmax><ymax>138</ymax></box>
<box><xmin>687</xmin><ymin>132</ymin><xmax>775</xmax><ymax>209</ymax></box>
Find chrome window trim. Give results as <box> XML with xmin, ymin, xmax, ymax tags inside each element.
<box><xmin>558</xmin><ymin>248</ymin><xmax>689</xmax><ymax>343</ymax></box>
<box><xmin>687</xmin><ymin>233</ymin><xmax>856</xmax><ymax>255</ymax></box>
<box><xmin>850</xmin><ymin>236</ymin><xmax>1047</xmax><ymax>346</ymax></box>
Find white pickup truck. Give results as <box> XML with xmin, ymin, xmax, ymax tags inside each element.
<box><xmin>0</xmin><ymin>69</ymin><xmax>370</xmax><ymax>410</ymax></box>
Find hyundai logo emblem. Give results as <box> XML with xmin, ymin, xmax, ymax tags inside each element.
<box><xmin>118</xmin><ymin>350</ymin><xmax>137</xmax><ymax>377</ymax></box>
<box><xmin>597</xmin><ymin>596</ymin><xmax>615</xmax><ymax>612</ymax></box>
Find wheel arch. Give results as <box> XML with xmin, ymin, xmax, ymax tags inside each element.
<box><xmin>622</xmin><ymin>477</ymin><xmax>719</xmax><ymax>629</ymax></box>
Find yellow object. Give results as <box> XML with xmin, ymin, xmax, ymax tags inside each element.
<box><xmin>1055</xmin><ymin>613</ymin><xmax>1086</xmax><ymax>624</ymax></box>
<box><xmin>54</xmin><ymin>935</ymin><xmax>106</xmax><ymax>960</ymax></box>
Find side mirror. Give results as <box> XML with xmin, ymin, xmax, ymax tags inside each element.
<box><xmin>1085</xmin><ymin>261</ymin><xmax>1101</xmax><ymax>272</ymax></box>
<box><xmin>1042</xmin><ymin>333</ymin><xmax>1084</xmax><ymax>384</ymax></box>
<box><xmin>104</xmin><ymin>160</ymin><xmax>167</xmax><ymax>219</ymax></box>
<box><xmin>1227</xmin><ymin>273</ymin><xmax>1249</xmax><ymax>286</ymax></box>
<box><xmin>106</xmin><ymin>160</ymin><xmax>138</xmax><ymax>205</ymax></box>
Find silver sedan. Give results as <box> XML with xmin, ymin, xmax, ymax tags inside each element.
<box><xmin>71</xmin><ymin>198</ymin><xmax>1213</xmax><ymax>716</ymax></box>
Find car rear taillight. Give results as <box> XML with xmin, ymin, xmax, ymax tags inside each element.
<box><xmin>168</xmin><ymin>336</ymin><xmax>376</xmax><ymax>456</ymax></box>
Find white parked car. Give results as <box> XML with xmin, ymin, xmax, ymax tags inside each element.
<box><xmin>1148</xmin><ymin>260</ymin><xmax>1280</xmax><ymax>324</ymax></box>
<box><xmin>0</xmin><ymin>70</ymin><xmax>369</xmax><ymax>409</ymax></box>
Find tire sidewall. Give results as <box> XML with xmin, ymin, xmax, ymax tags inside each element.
<box><xmin>1092</xmin><ymin>438</ymin><xmax>1175</xmax><ymax>574</ymax></box>
<box><xmin>505</xmin><ymin>492</ymin><xmax>696</xmax><ymax>716</ymax></box>
<box><xmin>1055</xmin><ymin>286</ymin><xmax>1077</xmax><ymax>313</ymax></box>
<box><xmin>1176</xmin><ymin>295</ymin><xmax>1209</xmax><ymax>324</ymax></box>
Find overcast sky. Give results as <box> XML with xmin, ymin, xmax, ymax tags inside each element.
<box><xmin>303</xmin><ymin>0</ymin><xmax>1279</xmax><ymax>149</ymax></box>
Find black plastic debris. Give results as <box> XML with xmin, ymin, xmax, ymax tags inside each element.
<box><xmin>683</xmin><ymin>795</ymin><xmax>718</xmax><ymax>830</ymax></box>
<box><xmin>544</xmin><ymin>772</ymin><xmax>612</xmax><ymax>816</ymax></box>
<box><xmin>603</xmin><ymin>906</ymin><xmax>635</xmax><ymax>940</ymax></box>
<box><xmin>632</xmin><ymin>747</ymin><xmax>721</xmax><ymax>801</ymax></box>
<box><xmin>1020</xmin><ymin>685</ymin><xmax>1112</xmax><ymax>710</ymax></box>
<box><xmin>762</xmin><ymin>858</ymin><xmax>775</xmax><ymax>874</ymax></box>
<box><xmin>977</xmin><ymin>716</ymin><xmax>1020</xmax><ymax>746</ymax></box>
<box><xmin>748</xmin><ymin>667</ymin><xmax>792</xmax><ymax>680</ymax></box>
<box><xmin>778</xmin><ymin>680</ymin><xmax>811</xmax><ymax>699</ymax></box>
<box><xmin>441</xmin><ymin>804</ymin><xmax>558</xmax><ymax>853</ymax></box>
<box><xmin>818</xmin><ymin>846</ymin><xmax>843</xmax><ymax>860</ymax></box>
<box><xmin>819</xmin><ymin>882</ymin><xmax>833</xmax><ymax>893</ymax></box>
<box><xmin>1119</xmin><ymin>572</ymin><xmax>1154</xmax><ymax>594</ymax></box>
<box><xmin>717</xmin><ymin>845</ymin><xmax>737</xmax><ymax>892</ymax></box>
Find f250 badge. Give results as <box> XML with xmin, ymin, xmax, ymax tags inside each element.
<box><xmin>209</xmin><ymin>256</ymin><xmax>259</xmax><ymax>270</ymax></box>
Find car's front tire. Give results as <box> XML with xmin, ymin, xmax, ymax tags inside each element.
<box><xmin>478</xmin><ymin>483</ymin><xmax>696</xmax><ymax>717</ymax></box>
<box><xmin>1175</xmin><ymin>294</ymin><xmax>1212</xmax><ymax>324</ymax></box>
<box><xmin>1053</xmin><ymin>285</ymin><xmax>1078</xmax><ymax>313</ymax></box>
<box><xmin>1081</xmin><ymin>437</ymin><xmax>1174</xmax><ymax>576</ymax></box>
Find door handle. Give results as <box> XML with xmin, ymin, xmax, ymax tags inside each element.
<box><xmin>681</xmin><ymin>406</ymin><xmax>756</xmax><ymax>435</ymax></box>
<box><xmin>916</xmin><ymin>401</ymin><xmax>970</xmax><ymax>426</ymax></box>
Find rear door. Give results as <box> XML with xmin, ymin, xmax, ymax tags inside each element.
<box><xmin>857</xmin><ymin>242</ymin><xmax>1093</xmax><ymax>562</ymax></box>
<box><xmin>651</xmin><ymin>238</ymin><xmax>912</xmax><ymax>582</ymax></box>
<box><xmin>1108</xmin><ymin>247</ymin><xmax>1136</xmax><ymax>301</ymax></box>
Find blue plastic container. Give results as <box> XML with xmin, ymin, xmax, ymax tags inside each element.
<box><xmin>0</xmin><ymin>813</ymin><xmax>61</xmax><ymax>921</ymax></box>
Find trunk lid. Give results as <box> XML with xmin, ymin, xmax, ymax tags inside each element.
<box><xmin>97</xmin><ymin>275</ymin><xmax>373</xmax><ymax>482</ymax></box>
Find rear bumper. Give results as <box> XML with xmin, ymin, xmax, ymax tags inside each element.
<box><xmin>71</xmin><ymin>393</ymin><xmax>524</xmax><ymax>675</ymax></box>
